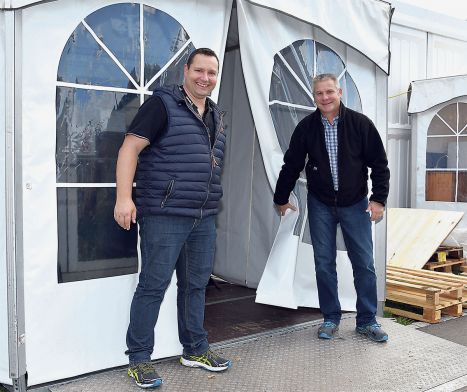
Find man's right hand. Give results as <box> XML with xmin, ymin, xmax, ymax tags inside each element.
<box><xmin>275</xmin><ymin>202</ymin><xmax>297</xmax><ymax>216</ymax></box>
<box><xmin>114</xmin><ymin>198</ymin><xmax>137</xmax><ymax>230</ymax></box>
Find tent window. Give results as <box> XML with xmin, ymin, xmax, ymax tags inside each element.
<box><xmin>268</xmin><ymin>39</ymin><xmax>362</xmax><ymax>245</ymax></box>
<box><xmin>56</xmin><ymin>3</ymin><xmax>194</xmax><ymax>283</ymax></box>
<box><xmin>426</xmin><ymin>102</ymin><xmax>467</xmax><ymax>202</ymax></box>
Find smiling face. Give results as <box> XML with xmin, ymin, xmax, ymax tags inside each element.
<box><xmin>313</xmin><ymin>78</ymin><xmax>342</xmax><ymax>119</ymax></box>
<box><xmin>183</xmin><ymin>54</ymin><xmax>219</xmax><ymax>102</ymax></box>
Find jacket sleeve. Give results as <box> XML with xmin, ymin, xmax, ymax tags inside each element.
<box><xmin>363</xmin><ymin>119</ymin><xmax>390</xmax><ymax>206</ymax></box>
<box><xmin>273</xmin><ymin>122</ymin><xmax>308</xmax><ymax>205</ymax></box>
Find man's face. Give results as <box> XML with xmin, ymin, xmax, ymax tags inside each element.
<box><xmin>183</xmin><ymin>54</ymin><xmax>219</xmax><ymax>100</ymax></box>
<box><xmin>313</xmin><ymin>78</ymin><xmax>342</xmax><ymax>118</ymax></box>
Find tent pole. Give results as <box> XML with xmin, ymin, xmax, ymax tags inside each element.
<box><xmin>375</xmin><ymin>68</ymin><xmax>389</xmax><ymax>317</ymax></box>
<box><xmin>5</xmin><ymin>9</ymin><xmax>27</xmax><ymax>392</ymax></box>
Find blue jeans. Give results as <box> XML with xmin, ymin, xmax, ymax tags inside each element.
<box><xmin>126</xmin><ymin>215</ymin><xmax>216</xmax><ymax>364</ymax></box>
<box><xmin>307</xmin><ymin>194</ymin><xmax>377</xmax><ymax>327</ymax></box>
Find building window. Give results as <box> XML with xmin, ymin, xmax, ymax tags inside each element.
<box><xmin>426</xmin><ymin>102</ymin><xmax>467</xmax><ymax>202</ymax></box>
<box><xmin>268</xmin><ymin>39</ymin><xmax>362</xmax><ymax>246</ymax></box>
<box><xmin>56</xmin><ymin>3</ymin><xmax>195</xmax><ymax>282</ymax></box>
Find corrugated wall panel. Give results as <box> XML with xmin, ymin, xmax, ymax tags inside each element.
<box><xmin>388</xmin><ymin>25</ymin><xmax>426</xmax><ymax>127</ymax></box>
<box><xmin>428</xmin><ymin>34</ymin><xmax>467</xmax><ymax>78</ymax></box>
<box><xmin>388</xmin><ymin>25</ymin><xmax>425</xmax><ymax>208</ymax></box>
<box><xmin>387</xmin><ymin>131</ymin><xmax>411</xmax><ymax>208</ymax></box>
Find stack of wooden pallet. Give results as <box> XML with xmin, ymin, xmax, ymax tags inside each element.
<box><xmin>424</xmin><ymin>246</ymin><xmax>466</xmax><ymax>273</ymax></box>
<box><xmin>386</xmin><ymin>265</ymin><xmax>467</xmax><ymax>323</ymax></box>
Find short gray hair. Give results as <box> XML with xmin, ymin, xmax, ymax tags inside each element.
<box><xmin>312</xmin><ymin>74</ymin><xmax>340</xmax><ymax>93</ymax></box>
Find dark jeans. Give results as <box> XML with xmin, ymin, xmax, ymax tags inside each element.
<box><xmin>307</xmin><ymin>194</ymin><xmax>377</xmax><ymax>327</ymax></box>
<box><xmin>126</xmin><ymin>215</ymin><xmax>216</xmax><ymax>364</ymax></box>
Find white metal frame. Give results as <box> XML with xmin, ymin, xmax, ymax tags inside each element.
<box><xmin>4</xmin><ymin>8</ymin><xmax>27</xmax><ymax>392</ymax></box>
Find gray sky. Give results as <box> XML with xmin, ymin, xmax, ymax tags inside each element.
<box><xmin>398</xmin><ymin>0</ymin><xmax>467</xmax><ymax>20</ymax></box>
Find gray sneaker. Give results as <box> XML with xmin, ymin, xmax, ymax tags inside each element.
<box><xmin>356</xmin><ymin>323</ymin><xmax>388</xmax><ymax>342</ymax></box>
<box><xmin>180</xmin><ymin>349</ymin><xmax>231</xmax><ymax>372</ymax></box>
<box><xmin>318</xmin><ymin>321</ymin><xmax>339</xmax><ymax>339</ymax></box>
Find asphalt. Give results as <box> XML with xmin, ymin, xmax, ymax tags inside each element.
<box><xmin>419</xmin><ymin>315</ymin><xmax>467</xmax><ymax>347</ymax></box>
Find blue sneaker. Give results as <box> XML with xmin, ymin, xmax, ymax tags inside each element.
<box><xmin>318</xmin><ymin>321</ymin><xmax>339</xmax><ymax>339</ymax></box>
<box><xmin>128</xmin><ymin>362</ymin><xmax>163</xmax><ymax>389</ymax></box>
<box><xmin>356</xmin><ymin>323</ymin><xmax>388</xmax><ymax>342</ymax></box>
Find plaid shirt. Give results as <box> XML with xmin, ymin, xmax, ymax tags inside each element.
<box><xmin>321</xmin><ymin>114</ymin><xmax>339</xmax><ymax>191</ymax></box>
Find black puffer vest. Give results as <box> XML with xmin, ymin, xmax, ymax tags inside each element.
<box><xmin>134</xmin><ymin>85</ymin><xmax>226</xmax><ymax>218</ymax></box>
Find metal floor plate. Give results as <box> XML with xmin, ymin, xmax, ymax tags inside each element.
<box><xmin>48</xmin><ymin>316</ymin><xmax>467</xmax><ymax>392</ymax></box>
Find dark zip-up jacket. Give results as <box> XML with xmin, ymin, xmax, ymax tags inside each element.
<box><xmin>274</xmin><ymin>103</ymin><xmax>389</xmax><ymax>207</ymax></box>
<box><xmin>134</xmin><ymin>85</ymin><xmax>226</xmax><ymax>218</ymax></box>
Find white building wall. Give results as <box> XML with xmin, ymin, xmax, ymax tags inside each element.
<box><xmin>428</xmin><ymin>35</ymin><xmax>467</xmax><ymax>78</ymax></box>
<box><xmin>387</xmin><ymin>24</ymin><xmax>426</xmax><ymax>207</ymax></box>
<box><xmin>388</xmin><ymin>3</ymin><xmax>467</xmax><ymax>208</ymax></box>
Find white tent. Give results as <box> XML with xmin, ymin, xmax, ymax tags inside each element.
<box><xmin>408</xmin><ymin>75</ymin><xmax>467</xmax><ymax>238</ymax></box>
<box><xmin>0</xmin><ymin>0</ymin><xmax>391</xmax><ymax>387</ymax></box>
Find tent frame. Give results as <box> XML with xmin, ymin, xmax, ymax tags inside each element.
<box><xmin>4</xmin><ymin>8</ymin><xmax>27</xmax><ymax>392</ymax></box>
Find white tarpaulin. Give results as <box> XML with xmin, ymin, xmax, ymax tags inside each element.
<box><xmin>408</xmin><ymin>75</ymin><xmax>467</xmax><ymax>114</ymax></box>
<box><xmin>236</xmin><ymin>0</ymin><xmax>389</xmax><ymax>309</ymax></box>
<box><xmin>408</xmin><ymin>75</ymin><xmax>467</xmax><ymax>236</ymax></box>
<box><xmin>11</xmin><ymin>0</ymin><xmax>231</xmax><ymax>385</ymax></box>
<box><xmin>2</xmin><ymin>0</ymin><xmax>390</xmax><ymax>385</ymax></box>
<box><xmin>1</xmin><ymin>0</ymin><xmax>61</xmax><ymax>9</ymax></box>
<box><xmin>247</xmin><ymin>0</ymin><xmax>392</xmax><ymax>74</ymax></box>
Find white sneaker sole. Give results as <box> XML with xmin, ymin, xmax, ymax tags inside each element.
<box><xmin>180</xmin><ymin>357</ymin><xmax>231</xmax><ymax>372</ymax></box>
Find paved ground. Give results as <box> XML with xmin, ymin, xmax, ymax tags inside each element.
<box><xmin>419</xmin><ymin>315</ymin><xmax>467</xmax><ymax>347</ymax></box>
<box><xmin>39</xmin><ymin>315</ymin><xmax>467</xmax><ymax>392</ymax></box>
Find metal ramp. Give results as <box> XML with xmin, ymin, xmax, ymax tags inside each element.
<box><xmin>42</xmin><ymin>316</ymin><xmax>467</xmax><ymax>392</ymax></box>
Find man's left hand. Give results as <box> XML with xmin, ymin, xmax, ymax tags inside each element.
<box><xmin>366</xmin><ymin>200</ymin><xmax>385</xmax><ymax>222</ymax></box>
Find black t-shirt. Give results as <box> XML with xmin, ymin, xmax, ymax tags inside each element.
<box><xmin>126</xmin><ymin>87</ymin><xmax>216</xmax><ymax>146</ymax></box>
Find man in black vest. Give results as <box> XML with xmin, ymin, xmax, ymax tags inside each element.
<box><xmin>114</xmin><ymin>48</ymin><xmax>230</xmax><ymax>389</ymax></box>
<box><xmin>274</xmin><ymin>73</ymin><xmax>390</xmax><ymax>343</ymax></box>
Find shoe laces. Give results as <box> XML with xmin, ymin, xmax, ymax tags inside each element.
<box><xmin>368</xmin><ymin>323</ymin><xmax>382</xmax><ymax>330</ymax></box>
<box><xmin>322</xmin><ymin>321</ymin><xmax>337</xmax><ymax>328</ymax></box>
<box><xmin>206</xmin><ymin>348</ymin><xmax>219</xmax><ymax>359</ymax></box>
<box><xmin>136</xmin><ymin>362</ymin><xmax>156</xmax><ymax>375</ymax></box>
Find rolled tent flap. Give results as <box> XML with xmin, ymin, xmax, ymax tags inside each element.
<box><xmin>245</xmin><ymin>0</ymin><xmax>392</xmax><ymax>74</ymax></box>
<box><xmin>408</xmin><ymin>75</ymin><xmax>467</xmax><ymax>114</ymax></box>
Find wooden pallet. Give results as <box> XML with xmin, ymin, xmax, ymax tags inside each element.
<box><xmin>437</xmin><ymin>246</ymin><xmax>464</xmax><ymax>259</ymax></box>
<box><xmin>424</xmin><ymin>257</ymin><xmax>466</xmax><ymax>273</ymax></box>
<box><xmin>385</xmin><ymin>266</ymin><xmax>465</xmax><ymax>323</ymax></box>
<box><xmin>388</xmin><ymin>265</ymin><xmax>467</xmax><ymax>305</ymax></box>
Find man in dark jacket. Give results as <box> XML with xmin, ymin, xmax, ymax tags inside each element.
<box><xmin>114</xmin><ymin>48</ymin><xmax>231</xmax><ymax>389</ymax></box>
<box><xmin>274</xmin><ymin>73</ymin><xmax>390</xmax><ymax>343</ymax></box>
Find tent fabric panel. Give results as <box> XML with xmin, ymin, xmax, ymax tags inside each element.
<box><xmin>411</xmin><ymin>97</ymin><xmax>467</xmax><ymax>236</ymax></box>
<box><xmin>0</xmin><ymin>0</ymin><xmax>49</xmax><ymax>9</ymax></box>
<box><xmin>0</xmin><ymin>9</ymin><xmax>10</xmax><ymax>385</ymax></box>
<box><xmin>246</xmin><ymin>134</ymin><xmax>279</xmax><ymax>288</ymax></box>
<box><xmin>19</xmin><ymin>0</ymin><xmax>231</xmax><ymax>384</ymax></box>
<box><xmin>408</xmin><ymin>75</ymin><xmax>467</xmax><ymax>114</ymax></box>
<box><xmin>245</xmin><ymin>0</ymin><xmax>391</xmax><ymax>73</ymax></box>
<box><xmin>214</xmin><ymin>48</ymin><xmax>252</xmax><ymax>285</ymax></box>
<box><xmin>214</xmin><ymin>46</ymin><xmax>279</xmax><ymax>289</ymax></box>
<box><xmin>237</xmin><ymin>0</ymin><xmax>386</xmax><ymax>309</ymax></box>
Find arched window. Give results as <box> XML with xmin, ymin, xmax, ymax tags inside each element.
<box><xmin>268</xmin><ymin>39</ymin><xmax>362</xmax><ymax>245</ymax></box>
<box><xmin>56</xmin><ymin>3</ymin><xmax>194</xmax><ymax>282</ymax></box>
<box><xmin>426</xmin><ymin>102</ymin><xmax>467</xmax><ymax>202</ymax></box>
